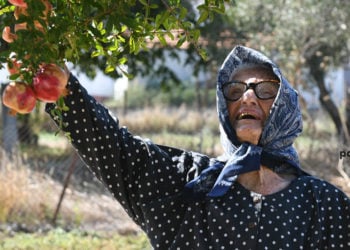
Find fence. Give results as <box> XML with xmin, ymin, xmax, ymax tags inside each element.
<box><xmin>1</xmin><ymin>103</ymin><xmax>105</xmax><ymax>187</ymax></box>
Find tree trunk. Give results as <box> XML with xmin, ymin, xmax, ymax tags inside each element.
<box><xmin>123</xmin><ymin>89</ymin><xmax>128</xmax><ymax>115</ymax></box>
<box><xmin>307</xmin><ymin>56</ymin><xmax>343</xmax><ymax>137</ymax></box>
<box><xmin>1</xmin><ymin>84</ymin><xmax>18</xmax><ymax>157</ymax></box>
<box><xmin>18</xmin><ymin>114</ymin><xmax>38</xmax><ymax>145</ymax></box>
<box><xmin>195</xmin><ymin>79</ymin><xmax>202</xmax><ymax>112</ymax></box>
<box><xmin>344</xmin><ymin>65</ymin><xmax>350</xmax><ymax>138</ymax></box>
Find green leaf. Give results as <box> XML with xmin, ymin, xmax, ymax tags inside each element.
<box><xmin>139</xmin><ymin>0</ymin><xmax>148</xmax><ymax>6</ymax></box>
<box><xmin>169</xmin><ymin>0</ymin><xmax>180</xmax><ymax>6</ymax></box>
<box><xmin>0</xmin><ymin>5</ymin><xmax>14</xmax><ymax>16</ymax></box>
<box><xmin>156</xmin><ymin>33</ymin><xmax>167</xmax><ymax>46</ymax></box>
<box><xmin>155</xmin><ymin>11</ymin><xmax>170</xmax><ymax>29</ymax></box>
<box><xmin>108</xmin><ymin>44</ymin><xmax>118</xmax><ymax>52</ymax></box>
<box><xmin>105</xmin><ymin>64</ymin><xmax>115</xmax><ymax>73</ymax></box>
<box><xmin>198</xmin><ymin>48</ymin><xmax>208</xmax><ymax>61</ymax></box>
<box><xmin>178</xmin><ymin>6</ymin><xmax>188</xmax><ymax>20</ymax></box>
<box><xmin>118</xmin><ymin>57</ymin><xmax>128</xmax><ymax>65</ymax></box>
<box><xmin>117</xmin><ymin>35</ymin><xmax>126</xmax><ymax>43</ymax></box>
<box><xmin>97</xmin><ymin>21</ymin><xmax>104</xmax><ymax>31</ymax></box>
<box><xmin>176</xmin><ymin>36</ymin><xmax>186</xmax><ymax>48</ymax></box>
<box><xmin>91</xmin><ymin>51</ymin><xmax>101</xmax><ymax>58</ymax></box>
<box><xmin>197</xmin><ymin>10</ymin><xmax>209</xmax><ymax>24</ymax></box>
<box><xmin>121</xmin><ymin>25</ymin><xmax>128</xmax><ymax>33</ymax></box>
<box><xmin>149</xmin><ymin>4</ymin><xmax>159</xmax><ymax>9</ymax></box>
<box><xmin>190</xmin><ymin>29</ymin><xmax>200</xmax><ymax>41</ymax></box>
<box><xmin>129</xmin><ymin>36</ymin><xmax>136</xmax><ymax>53</ymax></box>
<box><xmin>167</xmin><ymin>31</ymin><xmax>175</xmax><ymax>40</ymax></box>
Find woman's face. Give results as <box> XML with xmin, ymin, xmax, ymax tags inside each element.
<box><xmin>226</xmin><ymin>67</ymin><xmax>278</xmax><ymax>145</ymax></box>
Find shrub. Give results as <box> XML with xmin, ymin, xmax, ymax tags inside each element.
<box><xmin>0</xmin><ymin>156</ymin><xmax>29</xmax><ymax>223</ymax></box>
<box><xmin>112</xmin><ymin>82</ymin><xmax>216</xmax><ymax>109</ymax></box>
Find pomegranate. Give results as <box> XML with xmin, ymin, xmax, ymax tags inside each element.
<box><xmin>33</xmin><ymin>64</ymin><xmax>69</xmax><ymax>103</ymax></box>
<box><xmin>2</xmin><ymin>81</ymin><xmax>37</xmax><ymax>115</ymax></box>
<box><xmin>8</xmin><ymin>0</ymin><xmax>27</xmax><ymax>8</ymax></box>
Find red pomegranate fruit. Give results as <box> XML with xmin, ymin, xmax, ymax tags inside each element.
<box><xmin>2</xmin><ymin>81</ymin><xmax>37</xmax><ymax>115</ymax></box>
<box><xmin>33</xmin><ymin>64</ymin><xmax>69</xmax><ymax>103</ymax></box>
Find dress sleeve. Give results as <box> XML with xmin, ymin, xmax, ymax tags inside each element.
<box><xmin>45</xmin><ymin>74</ymin><xmax>210</xmax><ymax>227</ymax></box>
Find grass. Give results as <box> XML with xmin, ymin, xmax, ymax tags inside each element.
<box><xmin>0</xmin><ymin>171</ymin><xmax>27</xmax><ymax>223</ymax></box>
<box><xmin>143</xmin><ymin>131</ymin><xmax>222</xmax><ymax>157</ymax></box>
<box><xmin>0</xmin><ymin>229</ymin><xmax>151</xmax><ymax>250</ymax></box>
<box><xmin>0</xmin><ymin>154</ymin><xmax>151</xmax><ymax>249</ymax></box>
<box><xmin>0</xmin><ymin>159</ymin><xmax>57</xmax><ymax>225</ymax></box>
<box><xmin>117</xmin><ymin>105</ymin><xmax>220</xmax><ymax>135</ymax></box>
<box><xmin>117</xmin><ymin>105</ymin><xmax>222</xmax><ymax>156</ymax></box>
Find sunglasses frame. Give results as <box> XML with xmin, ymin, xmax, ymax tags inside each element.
<box><xmin>221</xmin><ymin>80</ymin><xmax>280</xmax><ymax>102</ymax></box>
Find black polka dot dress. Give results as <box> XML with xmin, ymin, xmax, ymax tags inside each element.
<box><xmin>47</xmin><ymin>75</ymin><xmax>350</xmax><ymax>249</ymax></box>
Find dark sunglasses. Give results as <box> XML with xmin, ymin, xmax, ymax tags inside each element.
<box><xmin>221</xmin><ymin>80</ymin><xmax>280</xmax><ymax>102</ymax></box>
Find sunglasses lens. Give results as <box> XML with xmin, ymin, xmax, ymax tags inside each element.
<box><xmin>223</xmin><ymin>82</ymin><xmax>246</xmax><ymax>101</ymax></box>
<box><xmin>255</xmin><ymin>81</ymin><xmax>280</xmax><ymax>99</ymax></box>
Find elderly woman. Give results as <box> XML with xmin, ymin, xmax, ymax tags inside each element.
<box><xmin>2</xmin><ymin>19</ymin><xmax>349</xmax><ymax>247</ymax></box>
<box><xmin>44</xmin><ymin>45</ymin><xmax>350</xmax><ymax>249</ymax></box>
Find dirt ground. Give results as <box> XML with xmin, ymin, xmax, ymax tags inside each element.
<box><xmin>9</xmin><ymin>170</ymin><xmax>140</xmax><ymax>235</ymax></box>
<box><xmin>64</xmin><ymin>190</ymin><xmax>141</xmax><ymax>235</ymax></box>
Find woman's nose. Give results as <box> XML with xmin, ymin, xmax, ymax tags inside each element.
<box><xmin>241</xmin><ymin>89</ymin><xmax>258</xmax><ymax>105</ymax></box>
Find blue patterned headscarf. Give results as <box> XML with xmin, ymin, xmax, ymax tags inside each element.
<box><xmin>185</xmin><ymin>45</ymin><xmax>304</xmax><ymax>198</ymax></box>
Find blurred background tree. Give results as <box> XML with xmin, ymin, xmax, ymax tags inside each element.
<box><xmin>1</xmin><ymin>0</ymin><xmax>350</xmax><ymax>140</ymax></box>
<box><xmin>227</xmin><ymin>0</ymin><xmax>350</xmax><ymax>138</ymax></box>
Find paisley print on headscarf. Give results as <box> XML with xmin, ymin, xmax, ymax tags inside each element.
<box><xmin>185</xmin><ymin>45</ymin><xmax>304</xmax><ymax>198</ymax></box>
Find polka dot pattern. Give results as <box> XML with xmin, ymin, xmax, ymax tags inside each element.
<box><xmin>46</xmin><ymin>75</ymin><xmax>350</xmax><ymax>249</ymax></box>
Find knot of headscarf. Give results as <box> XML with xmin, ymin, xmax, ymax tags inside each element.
<box><xmin>209</xmin><ymin>143</ymin><xmax>263</xmax><ymax>197</ymax></box>
<box><xmin>184</xmin><ymin>45</ymin><xmax>304</xmax><ymax>199</ymax></box>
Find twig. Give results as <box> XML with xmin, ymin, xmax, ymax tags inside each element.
<box><xmin>52</xmin><ymin>152</ymin><xmax>78</xmax><ymax>226</ymax></box>
<box><xmin>336</xmin><ymin>158</ymin><xmax>350</xmax><ymax>187</ymax></box>
<box><xmin>337</xmin><ymin>108</ymin><xmax>350</xmax><ymax>144</ymax></box>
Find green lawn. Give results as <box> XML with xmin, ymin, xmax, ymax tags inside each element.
<box><xmin>0</xmin><ymin>229</ymin><xmax>151</xmax><ymax>250</ymax></box>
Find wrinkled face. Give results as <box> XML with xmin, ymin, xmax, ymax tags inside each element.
<box><xmin>226</xmin><ymin>67</ymin><xmax>279</xmax><ymax>145</ymax></box>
